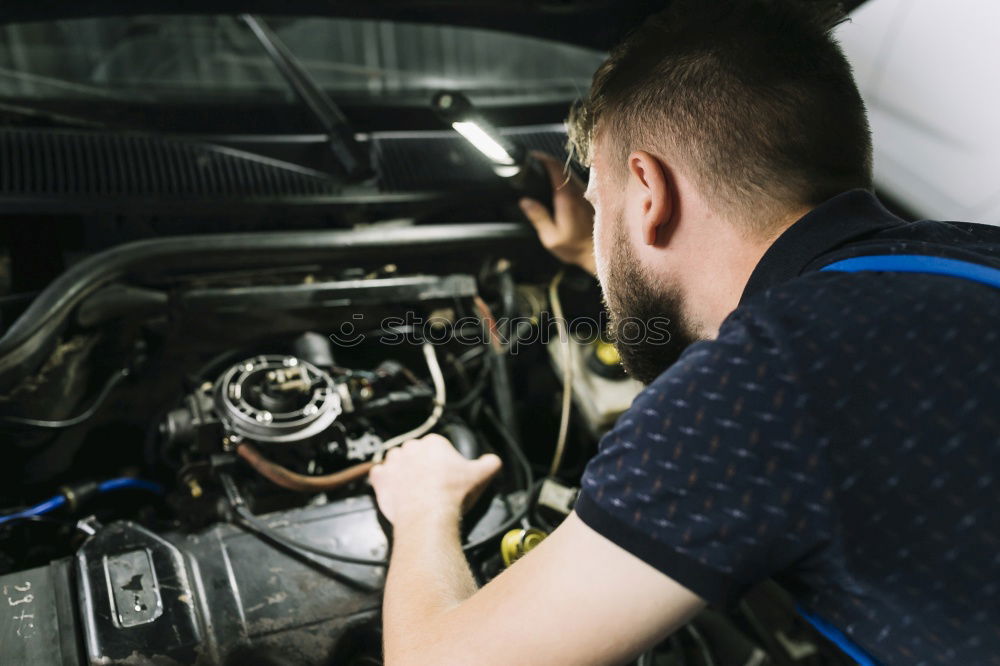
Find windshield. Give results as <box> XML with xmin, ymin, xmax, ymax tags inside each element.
<box><xmin>0</xmin><ymin>15</ymin><xmax>604</xmax><ymax>107</ymax></box>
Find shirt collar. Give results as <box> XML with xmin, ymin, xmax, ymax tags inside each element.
<box><xmin>740</xmin><ymin>189</ymin><xmax>904</xmax><ymax>304</ymax></box>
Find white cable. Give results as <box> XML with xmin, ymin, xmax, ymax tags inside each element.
<box><xmin>548</xmin><ymin>271</ymin><xmax>573</xmax><ymax>477</ymax></box>
<box><xmin>372</xmin><ymin>342</ymin><xmax>446</xmax><ymax>462</ymax></box>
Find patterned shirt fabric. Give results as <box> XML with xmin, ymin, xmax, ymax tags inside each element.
<box><xmin>576</xmin><ymin>190</ymin><xmax>1000</xmax><ymax>666</ymax></box>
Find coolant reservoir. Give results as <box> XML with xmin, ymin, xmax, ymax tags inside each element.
<box><xmin>547</xmin><ymin>336</ymin><xmax>644</xmax><ymax>435</ymax></box>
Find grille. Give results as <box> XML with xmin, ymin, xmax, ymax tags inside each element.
<box><xmin>0</xmin><ymin>128</ymin><xmax>340</xmax><ymax>198</ymax></box>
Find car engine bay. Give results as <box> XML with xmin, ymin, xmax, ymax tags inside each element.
<box><xmin>0</xmin><ymin>220</ymin><xmax>568</xmax><ymax>663</ymax></box>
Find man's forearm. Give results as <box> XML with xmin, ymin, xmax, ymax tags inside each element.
<box><xmin>383</xmin><ymin>508</ymin><xmax>478</xmax><ymax>665</ymax></box>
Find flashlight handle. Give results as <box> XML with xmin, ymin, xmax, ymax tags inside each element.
<box><xmin>514</xmin><ymin>154</ymin><xmax>554</xmax><ymax>215</ymax></box>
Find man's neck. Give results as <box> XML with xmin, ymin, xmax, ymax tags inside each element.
<box><xmin>686</xmin><ymin>206</ymin><xmax>811</xmax><ymax>339</ymax></box>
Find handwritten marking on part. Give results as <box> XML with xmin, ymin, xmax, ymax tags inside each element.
<box><xmin>5</xmin><ymin>581</ymin><xmax>37</xmax><ymax>639</ymax></box>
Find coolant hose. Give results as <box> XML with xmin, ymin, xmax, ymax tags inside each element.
<box><xmin>441</xmin><ymin>422</ymin><xmax>482</xmax><ymax>460</ymax></box>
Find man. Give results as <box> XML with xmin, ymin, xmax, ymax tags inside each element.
<box><xmin>369</xmin><ymin>1</ymin><xmax>1000</xmax><ymax>664</ymax></box>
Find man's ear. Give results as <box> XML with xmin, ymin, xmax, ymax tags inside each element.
<box><xmin>627</xmin><ymin>151</ymin><xmax>674</xmax><ymax>247</ymax></box>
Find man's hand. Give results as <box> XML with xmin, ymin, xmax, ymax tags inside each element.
<box><xmin>369</xmin><ymin>434</ymin><xmax>502</xmax><ymax>526</ymax></box>
<box><xmin>519</xmin><ymin>152</ymin><xmax>597</xmax><ymax>275</ymax></box>
<box><xmin>374</xmin><ymin>438</ymin><xmax>706</xmax><ymax>666</ymax></box>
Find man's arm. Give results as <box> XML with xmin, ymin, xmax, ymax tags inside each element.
<box><xmin>370</xmin><ymin>436</ymin><xmax>706</xmax><ymax>666</ymax></box>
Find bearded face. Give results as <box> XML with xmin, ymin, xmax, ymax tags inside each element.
<box><xmin>598</xmin><ymin>209</ymin><xmax>699</xmax><ymax>385</ymax></box>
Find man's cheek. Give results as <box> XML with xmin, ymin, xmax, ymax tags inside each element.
<box><xmin>593</xmin><ymin>216</ymin><xmax>610</xmax><ymax>276</ymax></box>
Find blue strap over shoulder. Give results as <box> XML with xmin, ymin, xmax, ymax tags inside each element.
<box><xmin>797</xmin><ymin>607</ymin><xmax>880</xmax><ymax>666</ymax></box>
<box><xmin>820</xmin><ymin>253</ymin><xmax>1000</xmax><ymax>289</ymax></box>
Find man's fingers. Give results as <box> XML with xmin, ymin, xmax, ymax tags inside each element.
<box><xmin>530</xmin><ymin>151</ymin><xmax>581</xmax><ymax>191</ymax></box>
<box><xmin>473</xmin><ymin>454</ymin><xmax>503</xmax><ymax>490</ymax></box>
<box><xmin>532</xmin><ymin>151</ymin><xmax>568</xmax><ymax>189</ymax></box>
<box><xmin>461</xmin><ymin>454</ymin><xmax>503</xmax><ymax>512</ymax></box>
<box><xmin>520</xmin><ymin>197</ymin><xmax>556</xmax><ymax>235</ymax></box>
<box><xmin>476</xmin><ymin>453</ymin><xmax>503</xmax><ymax>478</ymax></box>
<box><xmin>419</xmin><ymin>433</ymin><xmax>452</xmax><ymax>449</ymax></box>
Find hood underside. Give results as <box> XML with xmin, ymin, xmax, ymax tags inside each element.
<box><xmin>0</xmin><ymin>0</ymin><xmax>869</xmax><ymax>49</ymax></box>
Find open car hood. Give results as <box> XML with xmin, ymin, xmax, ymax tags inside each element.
<box><xmin>0</xmin><ymin>0</ymin><xmax>869</xmax><ymax>49</ymax></box>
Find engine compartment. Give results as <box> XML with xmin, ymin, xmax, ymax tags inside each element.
<box><xmin>0</xmin><ymin>224</ymin><xmax>580</xmax><ymax>664</ymax></box>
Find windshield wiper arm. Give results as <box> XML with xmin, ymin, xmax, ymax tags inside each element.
<box><xmin>240</xmin><ymin>14</ymin><xmax>370</xmax><ymax>181</ymax></box>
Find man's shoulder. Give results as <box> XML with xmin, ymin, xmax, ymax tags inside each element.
<box><xmin>795</xmin><ymin>217</ymin><xmax>1000</xmax><ymax>279</ymax></box>
<box><xmin>639</xmin><ymin>217</ymin><xmax>1000</xmax><ymax>414</ymax></box>
<box><xmin>869</xmin><ymin>218</ymin><xmax>1000</xmax><ymax>256</ymax></box>
<box><xmin>737</xmin><ymin>221</ymin><xmax>1000</xmax><ymax>331</ymax></box>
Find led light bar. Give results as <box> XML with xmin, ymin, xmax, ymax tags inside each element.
<box><xmin>433</xmin><ymin>90</ymin><xmax>552</xmax><ymax>211</ymax></box>
<box><xmin>451</xmin><ymin>120</ymin><xmax>516</xmax><ymax>166</ymax></box>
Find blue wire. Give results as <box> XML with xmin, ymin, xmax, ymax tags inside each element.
<box><xmin>0</xmin><ymin>495</ymin><xmax>68</xmax><ymax>526</ymax></box>
<box><xmin>97</xmin><ymin>478</ymin><xmax>164</xmax><ymax>495</ymax></box>
<box><xmin>0</xmin><ymin>477</ymin><xmax>163</xmax><ymax>527</ymax></box>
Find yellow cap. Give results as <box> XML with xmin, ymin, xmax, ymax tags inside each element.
<box><xmin>594</xmin><ymin>340</ymin><xmax>621</xmax><ymax>367</ymax></box>
<box><xmin>500</xmin><ymin>528</ymin><xmax>548</xmax><ymax>567</ymax></box>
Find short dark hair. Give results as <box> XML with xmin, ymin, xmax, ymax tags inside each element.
<box><xmin>568</xmin><ymin>0</ymin><xmax>873</xmax><ymax>231</ymax></box>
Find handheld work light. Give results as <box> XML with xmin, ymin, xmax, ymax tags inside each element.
<box><xmin>432</xmin><ymin>91</ymin><xmax>553</xmax><ymax>212</ymax></box>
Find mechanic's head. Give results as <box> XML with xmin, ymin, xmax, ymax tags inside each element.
<box><xmin>569</xmin><ymin>0</ymin><xmax>873</xmax><ymax>383</ymax></box>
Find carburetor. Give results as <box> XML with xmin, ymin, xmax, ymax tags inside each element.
<box><xmin>158</xmin><ymin>332</ymin><xmax>434</xmax><ymax>473</ymax></box>
<box><xmin>213</xmin><ymin>354</ymin><xmax>344</xmax><ymax>446</ymax></box>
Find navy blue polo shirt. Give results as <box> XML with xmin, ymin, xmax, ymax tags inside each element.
<box><xmin>577</xmin><ymin>191</ymin><xmax>1000</xmax><ymax>665</ymax></box>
